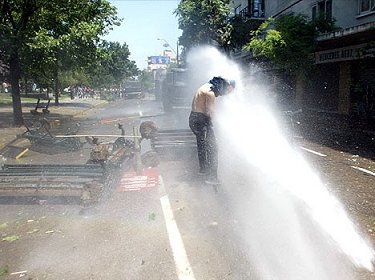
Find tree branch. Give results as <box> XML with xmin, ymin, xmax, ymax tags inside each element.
<box><xmin>2</xmin><ymin>0</ymin><xmax>17</xmax><ymax>31</ymax></box>
<box><xmin>19</xmin><ymin>0</ymin><xmax>39</xmax><ymax>31</ymax></box>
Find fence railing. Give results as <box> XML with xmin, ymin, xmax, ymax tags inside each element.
<box><xmin>237</xmin><ymin>3</ymin><xmax>265</xmax><ymax>20</ymax></box>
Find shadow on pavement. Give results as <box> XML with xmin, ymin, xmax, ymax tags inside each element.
<box><xmin>299</xmin><ymin>110</ymin><xmax>375</xmax><ymax>161</ymax></box>
<box><xmin>303</xmin><ymin>129</ymin><xmax>375</xmax><ymax>161</ymax></box>
<box><xmin>0</xmin><ymin>111</ymin><xmax>76</xmax><ymax>129</ymax></box>
<box><xmin>21</xmin><ymin>102</ymin><xmax>92</xmax><ymax>108</ymax></box>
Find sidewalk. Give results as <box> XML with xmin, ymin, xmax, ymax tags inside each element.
<box><xmin>0</xmin><ymin>98</ymin><xmax>107</xmax><ymax>152</ymax></box>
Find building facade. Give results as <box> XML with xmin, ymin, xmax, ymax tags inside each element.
<box><xmin>231</xmin><ymin>0</ymin><xmax>265</xmax><ymax>18</ymax></box>
<box><xmin>230</xmin><ymin>0</ymin><xmax>375</xmax><ymax>129</ymax></box>
<box><xmin>163</xmin><ymin>49</ymin><xmax>177</xmax><ymax>65</ymax></box>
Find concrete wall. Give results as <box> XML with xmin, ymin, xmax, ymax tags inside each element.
<box><xmin>265</xmin><ymin>0</ymin><xmax>311</xmax><ymax>17</ymax></box>
<box><xmin>333</xmin><ymin>0</ymin><xmax>375</xmax><ymax>28</ymax></box>
<box><xmin>263</xmin><ymin>0</ymin><xmax>375</xmax><ymax>29</ymax></box>
<box><xmin>231</xmin><ymin>0</ymin><xmax>249</xmax><ymax>15</ymax></box>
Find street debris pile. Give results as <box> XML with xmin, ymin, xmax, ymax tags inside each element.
<box><xmin>0</xmin><ymin>116</ymin><xmax>200</xmax><ymax>205</ymax></box>
<box><xmin>0</xmin><ymin>120</ymin><xmax>161</xmax><ymax>205</ymax></box>
<box><xmin>0</xmin><ymin>163</ymin><xmax>104</xmax><ymax>206</ymax></box>
<box><xmin>18</xmin><ymin>118</ymin><xmax>82</xmax><ymax>154</ymax></box>
<box><xmin>150</xmin><ymin>128</ymin><xmax>197</xmax><ymax>160</ymax></box>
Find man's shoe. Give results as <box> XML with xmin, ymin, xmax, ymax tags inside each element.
<box><xmin>198</xmin><ymin>169</ymin><xmax>208</xmax><ymax>176</ymax></box>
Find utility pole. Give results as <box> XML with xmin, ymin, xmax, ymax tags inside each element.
<box><xmin>176</xmin><ymin>41</ymin><xmax>179</xmax><ymax>66</ymax></box>
<box><xmin>157</xmin><ymin>38</ymin><xmax>179</xmax><ymax>66</ymax></box>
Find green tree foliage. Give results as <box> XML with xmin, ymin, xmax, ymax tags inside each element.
<box><xmin>175</xmin><ymin>0</ymin><xmax>232</xmax><ymax>51</ymax></box>
<box><xmin>245</xmin><ymin>14</ymin><xmax>337</xmax><ymax>77</ymax></box>
<box><xmin>227</xmin><ymin>16</ymin><xmax>262</xmax><ymax>51</ymax></box>
<box><xmin>245</xmin><ymin>18</ymin><xmax>286</xmax><ymax>61</ymax></box>
<box><xmin>0</xmin><ymin>0</ymin><xmax>119</xmax><ymax>125</ymax></box>
<box><xmin>59</xmin><ymin>69</ymin><xmax>90</xmax><ymax>90</ymax></box>
<box><xmin>88</xmin><ymin>41</ymin><xmax>139</xmax><ymax>88</ymax></box>
<box><xmin>138</xmin><ymin>69</ymin><xmax>153</xmax><ymax>92</ymax></box>
<box><xmin>0</xmin><ymin>50</ymin><xmax>8</xmax><ymax>76</ymax></box>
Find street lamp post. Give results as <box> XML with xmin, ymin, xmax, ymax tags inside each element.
<box><xmin>157</xmin><ymin>38</ymin><xmax>179</xmax><ymax>66</ymax></box>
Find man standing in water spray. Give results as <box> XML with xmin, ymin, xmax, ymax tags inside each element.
<box><xmin>189</xmin><ymin>76</ymin><xmax>235</xmax><ymax>185</ymax></box>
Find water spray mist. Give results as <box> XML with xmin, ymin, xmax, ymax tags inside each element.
<box><xmin>187</xmin><ymin>46</ymin><xmax>374</xmax><ymax>279</ymax></box>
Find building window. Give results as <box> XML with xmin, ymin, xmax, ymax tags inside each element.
<box><xmin>359</xmin><ymin>0</ymin><xmax>375</xmax><ymax>14</ymax></box>
<box><xmin>250</xmin><ymin>0</ymin><xmax>264</xmax><ymax>18</ymax></box>
<box><xmin>234</xmin><ymin>4</ymin><xmax>241</xmax><ymax>15</ymax></box>
<box><xmin>312</xmin><ymin>0</ymin><xmax>332</xmax><ymax>20</ymax></box>
<box><xmin>312</xmin><ymin>6</ymin><xmax>317</xmax><ymax>19</ymax></box>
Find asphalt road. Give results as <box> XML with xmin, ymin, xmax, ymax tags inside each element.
<box><xmin>0</xmin><ymin>96</ymin><xmax>374</xmax><ymax>280</ymax></box>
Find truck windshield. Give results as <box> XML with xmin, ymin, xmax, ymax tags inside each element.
<box><xmin>124</xmin><ymin>81</ymin><xmax>142</xmax><ymax>92</ymax></box>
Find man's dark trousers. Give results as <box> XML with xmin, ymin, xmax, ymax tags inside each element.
<box><xmin>189</xmin><ymin>112</ymin><xmax>218</xmax><ymax>177</ymax></box>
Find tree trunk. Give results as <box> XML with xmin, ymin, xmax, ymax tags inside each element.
<box><xmin>54</xmin><ymin>67</ymin><xmax>59</xmax><ymax>105</ymax></box>
<box><xmin>24</xmin><ymin>76</ymin><xmax>28</xmax><ymax>96</ymax></box>
<box><xmin>9</xmin><ymin>48</ymin><xmax>24</xmax><ymax>126</ymax></box>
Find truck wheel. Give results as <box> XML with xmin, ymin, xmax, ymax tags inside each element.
<box><xmin>162</xmin><ymin>98</ymin><xmax>172</xmax><ymax>112</ymax></box>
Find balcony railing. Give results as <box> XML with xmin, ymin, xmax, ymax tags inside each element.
<box><xmin>238</xmin><ymin>3</ymin><xmax>265</xmax><ymax>20</ymax></box>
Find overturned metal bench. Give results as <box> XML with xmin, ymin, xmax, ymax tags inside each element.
<box><xmin>0</xmin><ymin>164</ymin><xmax>105</xmax><ymax>205</ymax></box>
<box><xmin>30</xmin><ymin>97</ymin><xmax>51</xmax><ymax>115</ymax></box>
<box><xmin>150</xmin><ymin>129</ymin><xmax>197</xmax><ymax>160</ymax></box>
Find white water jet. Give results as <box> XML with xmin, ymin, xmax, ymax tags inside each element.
<box><xmin>187</xmin><ymin>46</ymin><xmax>375</xmax><ymax>279</ymax></box>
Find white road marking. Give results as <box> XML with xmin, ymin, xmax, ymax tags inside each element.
<box><xmin>159</xmin><ymin>176</ymin><xmax>196</xmax><ymax>280</ymax></box>
<box><xmin>351</xmin><ymin>166</ymin><xmax>375</xmax><ymax>177</ymax></box>
<box><xmin>300</xmin><ymin>147</ymin><xmax>327</xmax><ymax>157</ymax></box>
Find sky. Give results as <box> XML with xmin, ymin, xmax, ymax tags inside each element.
<box><xmin>103</xmin><ymin>0</ymin><xmax>182</xmax><ymax>70</ymax></box>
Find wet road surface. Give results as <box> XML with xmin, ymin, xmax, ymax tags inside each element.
<box><xmin>0</xmin><ymin>96</ymin><xmax>374</xmax><ymax>279</ymax></box>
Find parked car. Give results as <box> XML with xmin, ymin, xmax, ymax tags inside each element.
<box><xmin>122</xmin><ymin>80</ymin><xmax>145</xmax><ymax>99</ymax></box>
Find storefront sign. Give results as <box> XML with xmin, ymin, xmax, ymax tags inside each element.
<box><xmin>315</xmin><ymin>43</ymin><xmax>375</xmax><ymax>64</ymax></box>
